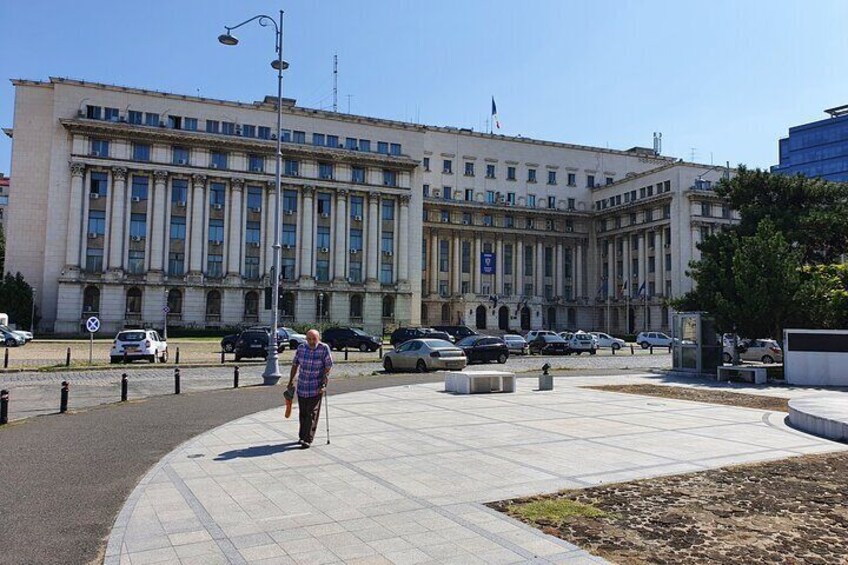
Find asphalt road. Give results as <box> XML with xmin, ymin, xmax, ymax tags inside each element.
<box><xmin>0</xmin><ymin>374</ymin><xmax>446</xmax><ymax>565</ymax></box>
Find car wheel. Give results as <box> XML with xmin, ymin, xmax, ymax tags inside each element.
<box><xmin>722</xmin><ymin>352</ymin><xmax>732</xmax><ymax>364</ymax></box>
<box><xmin>762</xmin><ymin>355</ymin><xmax>774</xmax><ymax>364</ymax></box>
<box><xmin>383</xmin><ymin>357</ymin><xmax>394</xmax><ymax>372</ymax></box>
<box><xmin>160</xmin><ymin>351</ymin><xmax>168</xmax><ymax>363</ymax></box>
<box><xmin>359</xmin><ymin>343</ymin><xmax>369</xmax><ymax>353</ymax></box>
<box><xmin>497</xmin><ymin>353</ymin><xmax>507</xmax><ymax>364</ymax></box>
<box><xmin>416</xmin><ymin>359</ymin><xmax>427</xmax><ymax>373</ymax></box>
<box><xmin>223</xmin><ymin>342</ymin><xmax>235</xmax><ymax>353</ymax></box>
<box><xmin>640</xmin><ymin>342</ymin><xmax>650</xmax><ymax>349</ymax></box>
<box><xmin>110</xmin><ymin>357</ymin><xmax>119</xmax><ymax>364</ymax></box>
<box><xmin>4</xmin><ymin>338</ymin><xmax>15</xmax><ymax>347</ymax></box>
<box><xmin>612</xmin><ymin>343</ymin><xmax>621</xmax><ymax>351</ymax></box>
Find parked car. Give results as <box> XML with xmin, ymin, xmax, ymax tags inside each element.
<box><xmin>0</xmin><ymin>327</ymin><xmax>26</xmax><ymax>347</ymax></box>
<box><xmin>432</xmin><ymin>325</ymin><xmax>478</xmax><ymax>342</ymax></box>
<box><xmin>110</xmin><ymin>329</ymin><xmax>168</xmax><ymax>363</ymax></box>
<box><xmin>0</xmin><ymin>325</ymin><xmax>32</xmax><ymax>343</ymax></box>
<box><xmin>557</xmin><ymin>331</ymin><xmax>574</xmax><ymax>341</ymax></box>
<box><xmin>221</xmin><ymin>332</ymin><xmax>240</xmax><ymax>353</ymax></box>
<box><xmin>382</xmin><ymin>338</ymin><xmax>467</xmax><ymax>373</ymax></box>
<box><xmin>526</xmin><ymin>330</ymin><xmax>557</xmax><ymax>342</ymax></box>
<box><xmin>503</xmin><ymin>334</ymin><xmax>529</xmax><ymax>355</ymax></box>
<box><xmin>528</xmin><ymin>334</ymin><xmax>571</xmax><ymax>355</ymax></box>
<box><xmin>723</xmin><ymin>339</ymin><xmax>783</xmax><ymax>364</ymax></box>
<box><xmin>456</xmin><ymin>335</ymin><xmax>509</xmax><ymax>364</ymax></box>
<box><xmin>390</xmin><ymin>327</ymin><xmax>451</xmax><ymax>347</ymax></box>
<box><xmin>323</xmin><ymin>327</ymin><xmax>382</xmax><ymax>352</ymax></box>
<box><xmin>590</xmin><ymin>332</ymin><xmax>626</xmax><ymax>351</ymax></box>
<box><xmin>636</xmin><ymin>331</ymin><xmax>674</xmax><ymax>349</ymax></box>
<box><xmin>278</xmin><ymin>327</ymin><xmax>307</xmax><ymax>349</ymax></box>
<box><xmin>233</xmin><ymin>329</ymin><xmax>285</xmax><ymax>362</ymax></box>
<box><xmin>566</xmin><ymin>331</ymin><xmax>598</xmax><ymax>355</ymax></box>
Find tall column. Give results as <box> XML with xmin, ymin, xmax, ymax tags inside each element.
<box><xmin>66</xmin><ymin>162</ymin><xmax>86</xmax><ymax>268</ymax></box>
<box><xmin>576</xmin><ymin>242</ymin><xmax>584</xmax><ymax>299</ymax></box>
<box><xmin>366</xmin><ymin>192</ymin><xmax>379</xmax><ymax>282</ymax></box>
<box><xmin>555</xmin><ymin>242</ymin><xmax>563</xmax><ymax>298</ymax></box>
<box><xmin>495</xmin><ymin>238</ymin><xmax>503</xmax><ymax>295</ymax></box>
<box><xmin>429</xmin><ymin>231</ymin><xmax>439</xmax><ymax>294</ymax></box>
<box><xmin>149</xmin><ymin>170</ymin><xmax>168</xmax><ymax>272</ymax></box>
<box><xmin>188</xmin><ymin>174</ymin><xmax>206</xmax><ymax>274</ymax></box>
<box><xmin>301</xmin><ymin>185</ymin><xmax>315</xmax><ymax>279</ymax></box>
<box><xmin>226</xmin><ymin>178</ymin><xmax>244</xmax><ymax>276</ymax></box>
<box><xmin>108</xmin><ymin>167</ymin><xmax>127</xmax><ymax>270</ymax></box>
<box><xmin>473</xmin><ymin>236</ymin><xmax>482</xmax><ymax>294</ymax></box>
<box><xmin>535</xmin><ymin>241</ymin><xmax>544</xmax><ymax>296</ymax></box>
<box><xmin>398</xmin><ymin>195</ymin><xmax>410</xmax><ymax>283</ymax></box>
<box><xmin>333</xmin><ymin>189</ymin><xmax>348</xmax><ymax>281</ymax></box>
<box><xmin>452</xmin><ymin>235</ymin><xmax>461</xmax><ymax>294</ymax></box>
<box><xmin>517</xmin><ymin>241</ymin><xmax>525</xmax><ymax>295</ymax></box>
<box><xmin>264</xmin><ymin>182</ymin><xmax>276</xmax><ymax>276</ymax></box>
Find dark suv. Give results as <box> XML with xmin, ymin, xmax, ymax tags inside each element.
<box><xmin>233</xmin><ymin>329</ymin><xmax>284</xmax><ymax>361</ymax></box>
<box><xmin>323</xmin><ymin>327</ymin><xmax>382</xmax><ymax>352</ymax></box>
<box><xmin>390</xmin><ymin>327</ymin><xmax>453</xmax><ymax>347</ymax></box>
<box><xmin>432</xmin><ymin>325</ymin><xmax>478</xmax><ymax>342</ymax></box>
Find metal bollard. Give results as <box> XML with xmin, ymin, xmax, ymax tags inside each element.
<box><xmin>60</xmin><ymin>381</ymin><xmax>69</xmax><ymax>413</ymax></box>
<box><xmin>668</xmin><ymin>344</ymin><xmax>672</xmax><ymax>353</ymax></box>
<box><xmin>174</xmin><ymin>367</ymin><xmax>181</xmax><ymax>395</ymax></box>
<box><xmin>233</xmin><ymin>366</ymin><xmax>240</xmax><ymax>388</ymax></box>
<box><xmin>630</xmin><ymin>344</ymin><xmax>635</xmax><ymax>355</ymax></box>
<box><xmin>344</xmin><ymin>347</ymin><xmax>348</xmax><ymax>361</ymax></box>
<box><xmin>66</xmin><ymin>347</ymin><xmax>71</xmax><ymax>367</ymax></box>
<box><xmin>379</xmin><ymin>345</ymin><xmax>383</xmax><ymax>359</ymax></box>
<box><xmin>3</xmin><ymin>348</ymin><xmax>8</xmax><ymax>368</ymax></box>
<box><xmin>121</xmin><ymin>373</ymin><xmax>128</xmax><ymax>402</ymax></box>
<box><xmin>123</xmin><ymin>351</ymin><xmax>128</xmax><ymax>364</ymax></box>
<box><xmin>220</xmin><ymin>350</ymin><xmax>225</xmax><ymax>364</ymax></box>
<box><xmin>1</xmin><ymin>389</ymin><xmax>9</xmax><ymax>425</ymax></box>
<box><xmin>611</xmin><ymin>345</ymin><xmax>616</xmax><ymax>355</ymax></box>
<box><xmin>650</xmin><ymin>345</ymin><xmax>654</xmax><ymax>355</ymax></box>
<box><xmin>175</xmin><ymin>347</ymin><xmax>180</xmax><ymax>365</ymax></box>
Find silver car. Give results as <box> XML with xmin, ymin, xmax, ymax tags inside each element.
<box><xmin>382</xmin><ymin>338</ymin><xmax>467</xmax><ymax>373</ymax></box>
<box><xmin>503</xmin><ymin>334</ymin><xmax>529</xmax><ymax>355</ymax></box>
<box><xmin>723</xmin><ymin>339</ymin><xmax>783</xmax><ymax>364</ymax></box>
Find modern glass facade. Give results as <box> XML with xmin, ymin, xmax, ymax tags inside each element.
<box><xmin>772</xmin><ymin>106</ymin><xmax>848</xmax><ymax>181</ymax></box>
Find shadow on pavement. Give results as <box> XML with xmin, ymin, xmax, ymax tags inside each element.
<box><xmin>214</xmin><ymin>441</ymin><xmax>301</xmax><ymax>460</ymax></box>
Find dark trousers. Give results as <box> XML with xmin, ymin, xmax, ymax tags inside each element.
<box><xmin>297</xmin><ymin>394</ymin><xmax>323</xmax><ymax>444</ymax></box>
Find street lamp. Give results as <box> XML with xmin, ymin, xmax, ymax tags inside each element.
<box><xmin>318</xmin><ymin>293</ymin><xmax>325</xmax><ymax>327</ymax></box>
<box><xmin>219</xmin><ymin>10</ymin><xmax>288</xmax><ymax>385</ymax></box>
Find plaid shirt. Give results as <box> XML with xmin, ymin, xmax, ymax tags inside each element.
<box><xmin>293</xmin><ymin>342</ymin><xmax>333</xmax><ymax>398</ymax></box>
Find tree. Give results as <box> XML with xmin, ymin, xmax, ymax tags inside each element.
<box><xmin>0</xmin><ymin>272</ymin><xmax>37</xmax><ymax>330</ymax></box>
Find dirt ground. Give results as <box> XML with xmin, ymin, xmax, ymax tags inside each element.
<box><xmin>491</xmin><ymin>451</ymin><xmax>848</xmax><ymax>564</ymax></box>
<box><xmin>583</xmin><ymin>384</ymin><xmax>790</xmax><ymax>413</ymax></box>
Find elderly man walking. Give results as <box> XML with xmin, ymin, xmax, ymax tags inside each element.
<box><xmin>287</xmin><ymin>329</ymin><xmax>333</xmax><ymax>448</ymax></box>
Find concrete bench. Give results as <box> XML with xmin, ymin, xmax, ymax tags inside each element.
<box><xmin>445</xmin><ymin>371</ymin><xmax>516</xmax><ymax>394</ymax></box>
<box><xmin>717</xmin><ymin>365</ymin><xmax>767</xmax><ymax>385</ymax></box>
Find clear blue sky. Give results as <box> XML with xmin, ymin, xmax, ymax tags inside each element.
<box><xmin>2</xmin><ymin>0</ymin><xmax>847</xmax><ymax>174</ymax></box>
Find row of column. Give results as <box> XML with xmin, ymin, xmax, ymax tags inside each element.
<box><xmin>604</xmin><ymin>229</ymin><xmax>666</xmax><ymax>299</ymax></box>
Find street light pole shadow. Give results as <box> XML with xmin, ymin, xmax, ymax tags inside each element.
<box><xmin>214</xmin><ymin>441</ymin><xmax>301</xmax><ymax>460</ymax></box>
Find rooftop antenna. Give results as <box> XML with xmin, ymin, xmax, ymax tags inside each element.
<box><xmin>333</xmin><ymin>54</ymin><xmax>338</xmax><ymax>113</ymax></box>
<box><xmin>653</xmin><ymin>132</ymin><xmax>662</xmax><ymax>156</ymax></box>
<box><xmin>346</xmin><ymin>94</ymin><xmax>353</xmax><ymax>114</ymax></box>
<box><xmin>690</xmin><ymin>147</ymin><xmax>696</xmax><ymax>162</ymax></box>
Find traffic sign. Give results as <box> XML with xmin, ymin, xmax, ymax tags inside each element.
<box><xmin>163</xmin><ymin>306</ymin><xmax>170</xmax><ymax>314</ymax></box>
<box><xmin>85</xmin><ymin>316</ymin><xmax>101</xmax><ymax>333</ymax></box>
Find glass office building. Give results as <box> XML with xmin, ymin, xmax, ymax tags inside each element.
<box><xmin>772</xmin><ymin>105</ymin><xmax>848</xmax><ymax>181</ymax></box>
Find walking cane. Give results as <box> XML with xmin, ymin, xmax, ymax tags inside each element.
<box><xmin>323</xmin><ymin>387</ymin><xmax>330</xmax><ymax>445</ymax></box>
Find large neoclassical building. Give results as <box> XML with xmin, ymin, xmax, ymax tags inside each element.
<box><xmin>5</xmin><ymin>77</ymin><xmax>736</xmax><ymax>335</ymax></box>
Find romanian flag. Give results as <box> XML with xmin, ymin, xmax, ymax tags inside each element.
<box><xmin>491</xmin><ymin>97</ymin><xmax>500</xmax><ymax>129</ymax></box>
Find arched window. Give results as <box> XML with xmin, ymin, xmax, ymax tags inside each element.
<box><xmin>661</xmin><ymin>306</ymin><xmax>669</xmax><ymax>329</ymax></box>
<box><xmin>280</xmin><ymin>292</ymin><xmax>295</xmax><ymax>318</ymax></box>
<box><xmin>316</xmin><ymin>293</ymin><xmax>330</xmax><ymax>320</ymax></box>
<box><xmin>567</xmin><ymin>307</ymin><xmax>577</xmax><ymax>329</ymax></box>
<box><xmin>244</xmin><ymin>291</ymin><xmax>259</xmax><ymax>318</ymax></box>
<box><xmin>167</xmin><ymin>289</ymin><xmax>182</xmax><ymax>314</ymax></box>
<box><xmin>475</xmin><ymin>305</ymin><xmax>487</xmax><ymax>329</ymax></box>
<box><xmin>83</xmin><ymin>286</ymin><xmax>100</xmax><ymax>315</ymax></box>
<box><xmin>441</xmin><ymin>303</ymin><xmax>450</xmax><ymax>323</ymax></box>
<box><xmin>421</xmin><ymin>303</ymin><xmax>429</xmax><ymax>325</ymax></box>
<box><xmin>382</xmin><ymin>296</ymin><xmax>395</xmax><ymax>319</ymax></box>
<box><xmin>126</xmin><ymin>287</ymin><xmax>142</xmax><ymax>314</ymax></box>
<box><xmin>350</xmin><ymin>294</ymin><xmax>363</xmax><ymax>320</ymax></box>
<box><xmin>206</xmin><ymin>290</ymin><xmax>221</xmax><ymax>319</ymax></box>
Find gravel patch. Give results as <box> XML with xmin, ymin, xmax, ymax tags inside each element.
<box><xmin>582</xmin><ymin>384</ymin><xmax>790</xmax><ymax>412</ymax></box>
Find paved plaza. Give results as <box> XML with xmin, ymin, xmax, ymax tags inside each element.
<box><xmin>106</xmin><ymin>377</ymin><xmax>845</xmax><ymax>565</ymax></box>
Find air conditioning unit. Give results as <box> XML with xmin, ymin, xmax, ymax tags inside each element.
<box><xmin>349</xmin><ymin>249</ymin><xmax>359</xmax><ymax>255</ymax></box>
<box><xmin>235</xmin><ymin>125</ymin><xmax>243</xmax><ymax>136</ymax></box>
<box><xmin>210</xmin><ymin>163</ymin><xmax>219</xmax><ymax>169</ymax></box>
<box><xmin>498</xmin><ymin>196</ymin><xmax>506</xmax><ymax>203</ymax></box>
<box><xmin>353</xmin><ymin>215</ymin><xmax>362</xmax><ymax>222</ymax></box>
<box><xmin>441</xmin><ymin>217</ymin><xmax>449</xmax><ymax>223</ymax></box>
<box><xmin>77</xmin><ymin>110</ymin><xmax>85</xmax><ymax>118</ymax></box>
<box><xmin>320</xmin><ymin>213</ymin><xmax>330</xmax><ymax>219</ymax></box>
<box><xmin>249</xmin><ymin>242</ymin><xmax>261</xmax><ymax>247</ymax></box>
<box><xmin>88</xmin><ymin>232</ymin><xmax>99</xmax><ymax>239</ymax></box>
<box><xmin>250</xmin><ymin>166</ymin><xmax>262</xmax><ymax>172</ymax></box>
<box><xmin>664</xmin><ymin>243</ymin><xmax>671</xmax><ymax>248</ymax></box>
<box><xmin>505</xmin><ymin>201</ymin><xmax>513</xmax><ymax>207</ymax></box>
<box><xmin>211</xmin><ymin>240</ymin><xmax>222</xmax><ymax>246</ymax></box>
<box><xmin>131</xmin><ymin>235</ymin><xmax>143</xmax><ymax>242</ymax></box>
<box><xmin>284</xmin><ymin>210</ymin><xmax>294</xmax><ymax>216</ymax></box>
<box><xmin>270</xmin><ymin>133</ymin><xmax>278</xmax><ymax>140</ymax></box>
<box><xmin>90</xmin><ymin>150</ymin><xmax>101</xmax><ymax>157</ymax></box>
<box><xmin>383</xmin><ymin>250</ymin><xmax>394</xmax><ymax>257</ymax></box>
<box><xmin>462</xmin><ymin>220</ymin><xmax>469</xmax><ymax>225</ymax></box>
<box><xmin>250</xmin><ymin>207</ymin><xmax>261</xmax><ymax>213</ymax></box>
<box><xmin>175</xmin><ymin>201</ymin><xmax>186</xmax><ymax>207</ymax></box>
<box><xmin>89</xmin><ymin>193</ymin><xmax>101</xmax><ymax>200</ymax></box>
<box><xmin>119</xmin><ymin>115</ymin><xmax>126</xmax><ymax>122</ymax></box>
<box><xmin>212</xmin><ymin>204</ymin><xmax>223</xmax><ymax>210</ymax></box>
<box><xmin>432</xmin><ymin>189</ymin><xmax>441</xmax><ymax>198</ymax></box>
<box><xmin>159</xmin><ymin>121</ymin><xmax>166</xmax><ymax>128</ymax></box>
<box><xmin>131</xmin><ymin>196</ymin><xmax>141</xmax><ymax>203</ymax></box>
<box><xmin>282</xmin><ymin>244</ymin><xmax>292</xmax><ymax>250</ymax></box>
<box><xmin>566</xmin><ymin>226</ymin><xmax>574</xmax><ymax>232</ymax></box>
<box><xmin>319</xmin><ymin>247</ymin><xmax>329</xmax><ymax>253</ymax></box>
<box><xmin>177</xmin><ymin>159</ymin><xmax>188</xmax><ymax>165</ymax></box>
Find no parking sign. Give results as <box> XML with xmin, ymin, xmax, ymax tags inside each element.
<box><xmin>86</xmin><ymin>316</ymin><xmax>100</xmax><ymax>364</ymax></box>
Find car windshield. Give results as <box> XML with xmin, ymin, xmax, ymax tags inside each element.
<box><xmin>422</xmin><ymin>339</ymin><xmax>455</xmax><ymax>348</ymax></box>
<box><xmin>544</xmin><ymin>335</ymin><xmax>566</xmax><ymax>343</ymax></box>
<box><xmin>351</xmin><ymin>328</ymin><xmax>370</xmax><ymax>337</ymax></box>
<box><xmin>118</xmin><ymin>331</ymin><xmax>146</xmax><ymax>341</ymax></box>
<box><xmin>456</xmin><ymin>336</ymin><xmax>479</xmax><ymax>346</ymax></box>
<box><xmin>575</xmin><ymin>334</ymin><xmax>592</xmax><ymax>341</ymax></box>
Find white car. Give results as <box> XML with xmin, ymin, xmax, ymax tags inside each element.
<box><xmin>723</xmin><ymin>339</ymin><xmax>783</xmax><ymax>364</ymax></box>
<box><xmin>566</xmin><ymin>331</ymin><xmax>598</xmax><ymax>355</ymax></box>
<box><xmin>525</xmin><ymin>330</ymin><xmax>557</xmax><ymax>342</ymax></box>
<box><xmin>636</xmin><ymin>331</ymin><xmax>674</xmax><ymax>349</ymax></box>
<box><xmin>110</xmin><ymin>329</ymin><xmax>168</xmax><ymax>363</ymax></box>
<box><xmin>278</xmin><ymin>327</ymin><xmax>307</xmax><ymax>349</ymax></box>
<box><xmin>503</xmin><ymin>334</ymin><xmax>529</xmax><ymax>355</ymax></box>
<box><xmin>0</xmin><ymin>324</ymin><xmax>32</xmax><ymax>343</ymax></box>
<box><xmin>590</xmin><ymin>332</ymin><xmax>626</xmax><ymax>351</ymax></box>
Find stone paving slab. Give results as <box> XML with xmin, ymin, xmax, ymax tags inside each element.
<box><xmin>107</xmin><ymin>378</ymin><xmax>845</xmax><ymax>564</ymax></box>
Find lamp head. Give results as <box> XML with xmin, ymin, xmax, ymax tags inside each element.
<box><xmin>218</xmin><ymin>33</ymin><xmax>239</xmax><ymax>46</ymax></box>
<box><xmin>271</xmin><ymin>59</ymin><xmax>289</xmax><ymax>71</ymax></box>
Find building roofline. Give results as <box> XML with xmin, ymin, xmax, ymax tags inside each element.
<box><xmin>11</xmin><ymin>77</ymin><xmax>681</xmax><ymax>161</ymax></box>
<box><xmin>595</xmin><ymin>160</ymin><xmax>732</xmax><ymax>190</ymax></box>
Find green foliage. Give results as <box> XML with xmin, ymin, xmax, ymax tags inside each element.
<box><xmin>796</xmin><ymin>264</ymin><xmax>848</xmax><ymax>329</ymax></box>
<box><xmin>0</xmin><ymin>272</ymin><xmax>38</xmax><ymax>330</ymax></box>
<box><xmin>508</xmin><ymin>497</ymin><xmax>607</xmax><ymax>526</ymax></box>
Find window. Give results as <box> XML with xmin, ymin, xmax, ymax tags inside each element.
<box><xmin>326</xmin><ymin>135</ymin><xmax>339</xmax><ymax>148</ymax></box>
<box><xmin>380</xmin><ymin>263</ymin><xmax>393</xmax><ymax>284</ymax></box>
<box><xmin>282</xmin><ymin>223</ymin><xmax>296</xmax><ymax>247</ymax></box>
<box><xmin>85</xmin><ymin>105</ymin><xmax>102</xmax><ymax>119</ymax></box>
<box><xmin>547</xmin><ymin>170</ymin><xmax>556</xmax><ymax>185</ymax></box>
<box><xmin>648</xmin><ymin>256</ymin><xmax>656</xmax><ymax>274</ymax></box>
<box><xmin>317</xmin><ymin>226</ymin><xmax>330</xmax><ymax>248</ymax></box>
<box><xmin>587</xmin><ymin>175</ymin><xmax>595</xmax><ymax>188</ymax></box>
<box><xmin>528</xmin><ymin>169</ymin><xmax>537</xmax><ymax>183</ymax></box>
<box><xmin>248</xmin><ymin>154</ymin><xmax>264</xmax><ymax>172</ymax></box>
<box><xmin>90</xmin><ymin>138</ymin><xmax>109</xmax><ymax>157</ymax></box>
<box><xmin>465</xmin><ymin>162</ymin><xmax>475</xmax><ymax>176</ymax></box>
<box><xmin>701</xmin><ymin>202</ymin><xmax>711</xmax><ymax>217</ymax></box>
<box><xmin>567</xmin><ymin>197</ymin><xmax>575</xmax><ymax>210</ymax></box>
<box><xmin>126</xmin><ymin>288</ymin><xmax>143</xmax><ymax>314</ymax></box>
<box><xmin>504</xmin><ymin>244</ymin><xmax>513</xmax><ymax>275</ymax></box>
<box><xmin>350</xmin><ymin>295</ymin><xmax>363</xmax><ymax>318</ymax></box>
<box><xmin>544</xmin><ymin>247</ymin><xmax>553</xmax><ymax>277</ymax></box>
<box><xmin>349</xmin><ymin>196</ymin><xmax>363</xmax><ymax>219</ymax></box>
<box><xmin>205</xmin><ymin>291</ymin><xmax>222</xmax><ymax>318</ymax></box>
<box><xmin>390</xmin><ymin>143</ymin><xmax>401</xmax><ymax>156</ymax></box>
<box><xmin>443</xmin><ymin>187</ymin><xmax>452</xmax><ymax>200</ymax></box>
<box><xmin>208</xmin><ymin>219</ymin><xmax>224</xmax><ymax>242</ymax></box>
<box><xmin>378</xmin><ymin>141</ymin><xmax>389</xmax><ymax>154</ymax></box>
<box><xmin>606</xmin><ymin>176</ymin><xmax>614</xmax><ymax>185</ymax></box>
<box><xmin>247</xmin><ymin>187</ymin><xmax>262</xmax><ymax>211</ymax></box>
<box><xmin>526</xmin><ymin>217</ymin><xmax>535</xmax><ymax>229</ymax></box>
<box><xmin>381</xmin><ymin>199</ymin><xmax>395</xmax><ymax>220</ymax></box>
<box><xmin>462</xmin><ymin>241</ymin><xmax>471</xmax><ymax>273</ymax></box>
<box><xmin>486</xmin><ymin>164</ymin><xmax>496</xmax><ymax>178</ymax></box>
<box><xmin>131</xmin><ymin>176</ymin><xmax>148</xmax><ymax>201</ymax></box>
<box><xmin>382</xmin><ymin>296</ymin><xmax>395</xmax><ymax>318</ymax></box>
<box><xmin>281</xmin><ymin>258</ymin><xmax>295</xmax><ymax>280</ymax></box>
<box><xmin>172</xmin><ymin>146</ymin><xmax>189</xmax><ymax>165</ymax></box>
<box><xmin>423</xmin><ymin>184</ymin><xmax>430</xmax><ymax>197</ymax></box>
<box><xmin>210</xmin><ymin>151</ymin><xmax>228</xmax><ymax>169</ymax></box>
<box><xmin>210</xmin><ymin>183</ymin><xmax>225</xmax><ymax>206</ymax></box>
<box><xmin>443</xmin><ymin>159</ymin><xmax>452</xmax><ymax>174</ymax></box>
<box><xmin>293</xmin><ymin>130</ymin><xmax>306</xmax><ymax>144</ymax></box>
<box><xmin>439</xmin><ymin>240</ymin><xmax>449</xmax><ymax>272</ymax></box>
<box><xmin>440</xmin><ymin>210</ymin><xmax>450</xmax><ymax>222</ymax></box>
<box><xmin>88</xmin><ymin>210</ymin><xmax>106</xmax><ymax>235</ymax></box>
<box><xmin>184</xmin><ymin>118</ymin><xmax>198</xmax><ymax>131</ymax></box>
<box><xmin>528</xmin><ymin>194</ymin><xmax>536</xmax><ymax>208</ymax></box>
<box><xmin>507</xmin><ymin>192</ymin><xmax>516</xmax><ymax>205</ymax></box>
<box><xmin>505</xmin><ymin>215</ymin><xmax>514</xmax><ymax>228</ymax></box>
<box><xmin>169</xmin><ymin>217</ymin><xmax>186</xmax><ymax>240</ymax></box>
<box><xmin>351</xmin><ymin>166</ymin><xmax>366</xmax><ymax>183</ymax></box>
<box><xmin>462</xmin><ymin>212</ymin><xmax>472</xmax><ymax>225</ymax></box>
<box><xmin>547</xmin><ymin>196</ymin><xmax>556</xmax><ymax>209</ymax></box>
<box><xmin>507</xmin><ymin>166</ymin><xmax>516</xmax><ymax>180</ymax></box>
<box><xmin>318</xmin><ymin>162</ymin><xmax>334</xmax><ymax>180</ymax></box>
<box><xmin>423</xmin><ymin>157</ymin><xmax>430</xmax><ymax>171</ymax></box>
<box><xmin>358</xmin><ymin>139</ymin><xmax>370</xmax><ymax>152</ymax></box>
<box><xmin>317</xmin><ymin>193</ymin><xmax>331</xmax><ymax>216</ymax></box>
<box><xmin>381</xmin><ymin>231</ymin><xmax>394</xmax><ymax>253</ymax></box>
<box><xmin>101</xmin><ymin>107</ymin><xmax>119</xmax><ymax>122</ymax></box>
<box><xmin>382</xmin><ymin>170</ymin><xmax>397</xmax><ymax>187</ymax></box>
<box><xmin>486</xmin><ymin>190</ymin><xmax>496</xmax><ymax>204</ymax></box>
<box><xmin>242</xmin><ymin>124</ymin><xmax>256</xmax><ymax>138</ymax></box>
<box><xmin>313</xmin><ymin>133</ymin><xmax>325</xmax><ymax>146</ymax></box>
<box><xmin>207</xmin><ymin>254</ymin><xmax>223</xmax><ymax>277</ymax></box>
<box><xmin>144</xmin><ymin>112</ymin><xmax>159</xmax><ymax>126</ymax></box>
<box><xmin>344</xmin><ymin>137</ymin><xmax>358</xmax><ymax>150</ymax></box>
<box><xmin>132</xmin><ymin>143</ymin><xmax>150</xmax><ymax>162</ymax></box>
<box><xmin>350</xmin><ymin>228</ymin><xmax>363</xmax><ymax>251</ymax></box>
<box><xmin>284</xmin><ymin>159</ymin><xmax>299</xmax><ymax>176</ymax></box>
<box><xmin>316</xmin><ymin>260</ymin><xmax>329</xmax><ymax>281</ymax></box>
<box><xmin>128</xmin><ymin>111</ymin><xmax>143</xmax><ymax>125</ymax></box>
<box><xmin>483</xmin><ymin>214</ymin><xmax>493</xmax><ymax>227</ymax></box>
<box><xmin>257</xmin><ymin>126</ymin><xmax>271</xmax><ymax>139</ymax></box>
<box><xmin>85</xmin><ymin>248</ymin><xmax>103</xmax><ymax>272</ymax></box>
<box><xmin>127</xmin><ymin>250</ymin><xmax>145</xmax><ymax>274</ymax></box>
<box><xmin>171</xmin><ymin>179</ymin><xmax>188</xmax><ymax>204</ymax></box>
<box><xmin>567</xmin><ymin>173</ymin><xmax>576</xmax><ymax>186</ymax></box>
<box><xmin>349</xmin><ymin>261</ymin><xmax>362</xmax><ymax>283</ymax></box>
<box><xmin>244</xmin><ymin>257</ymin><xmax>260</xmax><ymax>280</ymax></box>
<box><xmin>665</xmin><ymin>254</ymin><xmax>672</xmax><ymax>271</ymax></box>
<box><xmin>130</xmin><ymin>214</ymin><xmax>147</xmax><ymax>239</ymax></box>
<box><xmin>221</xmin><ymin>121</ymin><xmax>236</xmax><ymax>135</ymax></box>
<box><xmin>168</xmin><ymin>253</ymin><xmax>184</xmax><ymax>277</ymax></box>
<box><xmin>524</xmin><ymin>245</ymin><xmax>533</xmax><ymax>277</ymax></box>
<box><xmin>283</xmin><ymin>189</ymin><xmax>297</xmax><ymax>213</ymax></box>
<box><xmin>465</xmin><ymin>189</ymin><xmax>474</xmax><ymax>201</ymax></box>
<box><xmin>663</xmin><ymin>204</ymin><xmax>671</xmax><ymax>219</ymax></box>
<box><xmin>83</xmin><ymin>286</ymin><xmax>100</xmax><ymax>314</ymax></box>
<box><xmin>245</xmin><ymin>221</ymin><xmax>260</xmax><ymax>244</ymax></box>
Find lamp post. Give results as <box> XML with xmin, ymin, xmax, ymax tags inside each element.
<box><xmin>30</xmin><ymin>287</ymin><xmax>36</xmax><ymax>333</ymax></box>
<box><xmin>219</xmin><ymin>10</ymin><xmax>288</xmax><ymax>384</ymax></box>
<box><xmin>318</xmin><ymin>293</ymin><xmax>325</xmax><ymax>328</ymax></box>
<box><xmin>163</xmin><ymin>288</ymin><xmax>169</xmax><ymax>341</ymax></box>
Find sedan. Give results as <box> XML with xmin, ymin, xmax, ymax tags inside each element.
<box><xmin>0</xmin><ymin>328</ymin><xmax>25</xmax><ymax>347</ymax></box>
<box><xmin>723</xmin><ymin>339</ymin><xmax>783</xmax><ymax>364</ymax></box>
<box><xmin>456</xmin><ymin>335</ymin><xmax>510</xmax><ymax>364</ymax></box>
<box><xmin>503</xmin><ymin>334</ymin><xmax>529</xmax><ymax>355</ymax></box>
<box><xmin>382</xmin><ymin>339</ymin><xmax>467</xmax><ymax>373</ymax></box>
<box><xmin>590</xmin><ymin>332</ymin><xmax>626</xmax><ymax>351</ymax></box>
<box><xmin>529</xmin><ymin>334</ymin><xmax>570</xmax><ymax>355</ymax></box>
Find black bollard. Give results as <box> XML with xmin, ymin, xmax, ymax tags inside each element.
<box><xmin>123</xmin><ymin>351</ymin><xmax>128</xmax><ymax>364</ymax></box>
<box><xmin>174</xmin><ymin>367</ymin><xmax>181</xmax><ymax>394</ymax></box>
<box><xmin>121</xmin><ymin>373</ymin><xmax>128</xmax><ymax>402</ymax></box>
<box><xmin>3</xmin><ymin>348</ymin><xmax>8</xmax><ymax>368</ymax></box>
<box><xmin>344</xmin><ymin>347</ymin><xmax>348</xmax><ymax>361</ymax></box>
<box><xmin>0</xmin><ymin>389</ymin><xmax>8</xmax><ymax>425</ymax></box>
<box><xmin>233</xmin><ymin>366</ymin><xmax>240</xmax><ymax>388</ymax></box>
<box><xmin>630</xmin><ymin>344</ymin><xmax>635</xmax><ymax>355</ymax></box>
<box><xmin>379</xmin><ymin>345</ymin><xmax>383</xmax><ymax>359</ymax></box>
<box><xmin>60</xmin><ymin>381</ymin><xmax>69</xmax><ymax>413</ymax></box>
<box><xmin>668</xmin><ymin>344</ymin><xmax>672</xmax><ymax>353</ymax></box>
<box><xmin>175</xmin><ymin>347</ymin><xmax>180</xmax><ymax>365</ymax></box>
<box><xmin>66</xmin><ymin>347</ymin><xmax>71</xmax><ymax>367</ymax></box>
<box><xmin>650</xmin><ymin>345</ymin><xmax>654</xmax><ymax>355</ymax></box>
<box><xmin>612</xmin><ymin>345</ymin><xmax>616</xmax><ymax>355</ymax></box>
<box><xmin>220</xmin><ymin>350</ymin><xmax>225</xmax><ymax>364</ymax></box>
